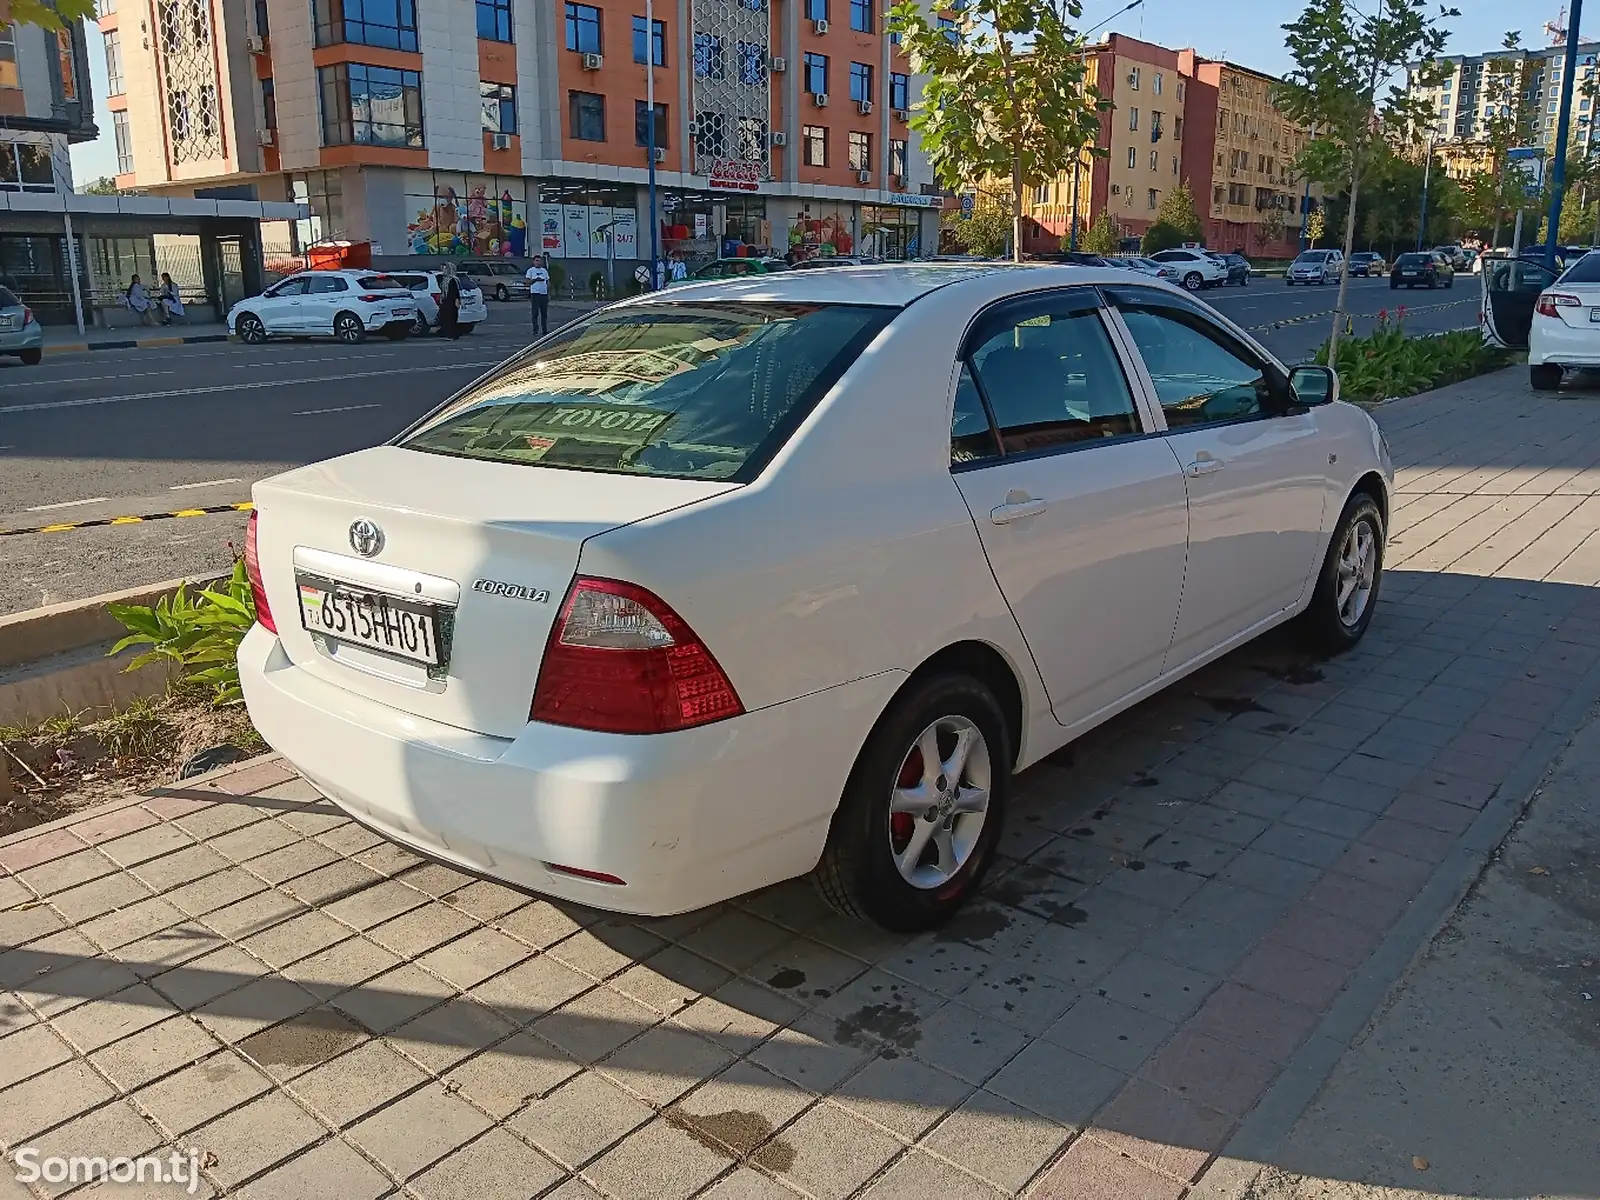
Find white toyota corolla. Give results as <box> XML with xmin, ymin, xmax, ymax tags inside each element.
<box><xmin>239</xmin><ymin>264</ymin><xmax>1392</xmax><ymax>930</ymax></box>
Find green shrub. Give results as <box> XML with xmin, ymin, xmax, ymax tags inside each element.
<box><xmin>1140</xmin><ymin>221</ymin><xmax>1188</xmax><ymax>255</ymax></box>
<box><xmin>1315</xmin><ymin>310</ymin><xmax>1506</xmax><ymax>403</ymax></box>
<box><xmin>107</xmin><ymin>561</ymin><xmax>257</xmax><ymax>705</ymax></box>
<box><xmin>549</xmin><ymin>260</ymin><xmax>566</xmax><ymax>296</ymax></box>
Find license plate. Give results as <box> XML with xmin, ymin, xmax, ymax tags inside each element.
<box><xmin>297</xmin><ymin>578</ymin><xmax>442</xmax><ymax>665</ymax></box>
<box><xmin>1402</xmin><ymin>271</ymin><xmax>1418</xmax><ymax>276</ymax></box>
<box><xmin>0</xmin><ymin>316</ymin><xmax>13</xmax><ymax>330</ymax></box>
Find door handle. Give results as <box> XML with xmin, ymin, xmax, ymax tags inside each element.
<box><xmin>1187</xmin><ymin>458</ymin><xmax>1225</xmax><ymax>477</ymax></box>
<box><xmin>990</xmin><ymin>498</ymin><xmax>1047</xmax><ymax>524</ymax></box>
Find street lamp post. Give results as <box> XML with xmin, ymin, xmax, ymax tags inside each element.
<box><xmin>646</xmin><ymin>0</ymin><xmax>660</xmax><ymax>289</ymax></box>
<box><xmin>1416</xmin><ymin>131</ymin><xmax>1435</xmax><ymax>252</ymax></box>
<box><xmin>1544</xmin><ymin>0</ymin><xmax>1584</xmax><ymax>271</ymax></box>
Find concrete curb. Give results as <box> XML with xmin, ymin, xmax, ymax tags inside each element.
<box><xmin>42</xmin><ymin>333</ymin><xmax>232</xmax><ymax>355</ymax></box>
<box><xmin>1190</xmin><ymin>652</ymin><xmax>1600</xmax><ymax>1197</ymax></box>
<box><xmin>0</xmin><ymin>576</ymin><xmax>219</xmax><ymax>670</ymax></box>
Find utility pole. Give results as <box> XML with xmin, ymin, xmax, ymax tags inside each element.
<box><xmin>1068</xmin><ymin>156</ymin><xmax>1081</xmax><ymax>249</ymax></box>
<box><xmin>646</xmin><ymin>0</ymin><xmax>660</xmax><ymax>289</ymax></box>
<box><xmin>1545</xmin><ymin>0</ymin><xmax>1584</xmax><ymax>270</ymax></box>
<box><xmin>1416</xmin><ymin>131</ymin><xmax>1435</xmax><ymax>251</ymax></box>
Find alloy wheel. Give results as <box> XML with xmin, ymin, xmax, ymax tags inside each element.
<box><xmin>336</xmin><ymin>315</ymin><xmax>362</xmax><ymax>343</ymax></box>
<box><xmin>237</xmin><ymin>315</ymin><xmax>266</xmax><ymax>344</ymax></box>
<box><xmin>1336</xmin><ymin>518</ymin><xmax>1378</xmax><ymax>627</ymax></box>
<box><xmin>887</xmin><ymin>715</ymin><xmax>991</xmax><ymax>890</ymax></box>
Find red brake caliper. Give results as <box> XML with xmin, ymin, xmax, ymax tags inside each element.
<box><xmin>891</xmin><ymin>747</ymin><xmax>922</xmax><ymax>851</ymax></box>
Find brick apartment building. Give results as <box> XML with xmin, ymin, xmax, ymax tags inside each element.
<box><xmin>94</xmin><ymin>0</ymin><xmax>945</xmax><ymax>277</ymax></box>
<box><xmin>1019</xmin><ymin>33</ymin><xmax>1317</xmax><ymax>259</ymax></box>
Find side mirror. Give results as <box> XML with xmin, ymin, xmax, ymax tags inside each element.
<box><xmin>1290</xmin><ymin>364</ymin><xmax>1339</xmax><ymax>407</ymax></box>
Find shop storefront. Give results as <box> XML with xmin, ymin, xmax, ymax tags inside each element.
<box><xmin>784</xmin><ymin>200</ymin><xmax>855</xmax><ymax>262</ymax></box>
<box><xmin>535</xmin><ymin>181</ymin><xmax>639</xmax><ymax>265</ymax></box>
<box><xmin>656</xmin><ymin>189</ymin><xmax>771</xmax><ymax>269</ymax></box>
<box><xmin>403</xmin><ymin>172</ymin><xmax>529</xmax><ymax>258</ymax></box>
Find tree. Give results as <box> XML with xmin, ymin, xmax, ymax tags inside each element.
<box><xmin>80</xmin><ymin>176</ymin><xmax>119</xmax><ymax>195</ymax></box>
<box><xmin>1477</xmin><ymin>34</ymin><xmax>1539</xmax><ymax>248</ymax></box>
<box><xmin>1305</xmin><ymin>207</ymin><xmax>1326</xmax><ymax>248</ymax></box>
<box><xmin>1155</xmin><ymin>181</ymin><xmax>1203</xmax><ymax>241</ymax></box>
<box><xmin>942</xmin><ymin>196</ymin><xmax>1013</xmax><ymax>256</ymax></box>
<box><xmin>8</xmin><ymin>0</ymin><xmax>96</xmax><ymax>29</ymax></box>
<box><xmin>1275</xmin><ymin>0</ymin><xmax>1456</xmax><ymax>367</ymax></box>
<box><xmin>1141</xmin><ymin>221</ymin><xmax>1187</xmax><ymax>254</ymax></box>
<box><xmin>1080</xmin><ymin>210</ymin><xmax>1121</xmax><ymax>254</ymax></box>
<box><xmin>889</xmin><ymin>0</ymin><xmax>1109</xmax><ymax>263</ymax></box>
<box><xmin>1257</xmin><ymin>205</ymin><xmax>1288</xmax><ymax>255</ymax></box>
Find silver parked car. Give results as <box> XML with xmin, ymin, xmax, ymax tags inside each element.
<box><xmin>461</xmin><ymin>259</ymin><xmax>532</xmax><ymax>302</ymax></box>
<box><xmin>0</xmin><ymin>286</ymin><xmax>43</xmax><ymax>365</ymax></box>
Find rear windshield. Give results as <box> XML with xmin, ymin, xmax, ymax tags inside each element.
<box><xmin>1558</xmin><ymin>252</ymin><xmax>1600</xmax><ymax>284</ymax></box>
<box><xmin>399</xmin><ymin>301</ymin><xmax>894</xmax><ymax>482</ymax></box>
<box><xmin>0</xmin><ymin>286</ymin><xmax>17</xmax><ymax>308</ymax></box>
<box><xmin>1395</xmin><ymin>254</ymin><xmax>1431</xmax><ymax>266</ymax></box>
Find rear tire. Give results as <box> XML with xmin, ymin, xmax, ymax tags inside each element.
<box><xmin>457</xmin><ymin>322</ymin><xmax>476</xmax><ymax>335</ymax></box>
<box><xmin>813</xmin><ymin>673</ymin><xmax>1010</xmax><ymax>931</ymax></box>
<box><xmin>412</xmin><ymin>312</ymin><xmax>431</xmax><ymax>336</ymax></box>
<box><xmin>19</xmin><ymin>348</ymin><xmax>41</xmax><ymax>365</ymax></box>
<box><xmin>1531</xmin><ymin>363</ymin><xmax>1563</xmax><ymax>391</ymax></box>
<box><xmin>1300</xmin><ymin>493</ymin><xmax>1384</xmax><ymax>655</ymax></box>
<box><xmin>383</xmin><ymin>325</ymin><xmax>409</xmax><ymax>341</ymax></box>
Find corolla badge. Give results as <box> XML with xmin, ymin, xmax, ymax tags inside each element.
<box><xmin>348</xmin><ymin>519</ymin><xmax>384</xmax><ymax>558</ymax></box>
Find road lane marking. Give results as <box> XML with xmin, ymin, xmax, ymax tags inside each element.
<box><xmin>4</xmin><ymin>370</ymin><xmax>179</xmax><ymax>389</ymax></box>
<box><xmin>25</xmin><ymin>497</ymin><xmax>110</xmax><ymax>512</ymax></box>
<box><xmin>293</xmin><ymin>404</ymin><xmax>383</xmax><ymax>416</ymax></box>
<box><xmin>0</xmin><ymin>360</ymin><xmax>500</xmax><ymax>415</ymax></box>
<box><xmin>1</xmin><ymin>501</ymin><xmax>254</xmax><ymax>538</ymax></box>
<box><xmin>169</xmin><ymin>478</ymin><xmax>243</xmax><ymax>490</ymax></box>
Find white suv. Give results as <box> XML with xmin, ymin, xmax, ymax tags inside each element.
<box><xmin>229</xmin><ymin>270</ymin><xmax>417</xmax><ymax>345</ymax></box>
<box><xmin>1287</xmin><ymin>250</ymin><xmax>1345</xmax><ymax>285</ymax></box>
<box><xmin>1148</xmin><ymin>248</ymin><xmax>1228</xmax><ymax>290</ymax></box>
<box><xmin>388</xmin><ymin>270</ymin><xmax>489</xmax><ymax>336</ymax></box>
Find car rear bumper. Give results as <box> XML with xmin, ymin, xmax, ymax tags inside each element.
<box><xmin>1529</xmin><ymin>314</ymin><xmax>1600</xmax><ymax>366</ymax></box>
<box><xmin>239</xmin><ymin>625</ymin><xmax>903</xmax><ymax>916</ymax></box>
<box><xmin>0</xmin><ymin>323</ymin><xmax>42</xmax><ymax>353</ymax></box>
<box><xmin>366</xmin><ymin>309</ymin><xmax>416</xmax><ymax>330</ymax></box>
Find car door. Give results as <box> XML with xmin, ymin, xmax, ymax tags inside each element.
<box><xmin>1481</xmin><ymin>258</ymin><xmax>1558</xmax><ymax>350</ymax></box>
<box><xmin>302</xmin><ymin>274</ymin><xmax>349</xmax><ymax>335</ymax></box>
<box><xmin>949</xmin><ymin>287</ymin><xmax>1191</xmax><ymax>731</ymax></box>
<box><xmin>254</xmin><ymin>275</ymin><xmax>309</xmax><ymax>331</ymax></box>
<box><xmin>1104</xmin><ymin>285</ymin><xmax>1330</xmax><ymax>670</ymax></box>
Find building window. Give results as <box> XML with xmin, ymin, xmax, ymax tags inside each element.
<box><xmin>113</xmin><ymin>110</ymin><xmax>134</xmax><ymax>173</ymax></box>
<box><xmin>1128</xmin><ymin>66</ymin><xmax>1139</xmax><ymax>89</ymax></box>
<box><xmin>254</xmin><ymin>0</ymin><xmax>269</xmax><ymax>34</ymax></box>
<box><xmin>0</xmin><ymin>26</ymin><xmax>15</xmax><ymax>89</ymax></box>
<box><xmin>937</xmin><ymin>15</ymin><xmax>956</xmax><ymax>42</ymax></box>
<box><xmin>95</xmin><ymin>0</ymin><xmax>117</xmax><ymax>14</ymax></box>
<box><xmin>736</xmin><ymin>115</ymin><xmax>766</xmax><ymax>159</ymax></box>
<box><xmin>803</xmin><ymin>123</ymin><xmax>826</xmax><ymax>165</ymax></box>
<box><xmin>56</xmin><ymin>28</ymin><xmax>77</xmax><ymax>101</ymax></box>
<box><xmin>1172</xmin><ymin>154</ymin><xmax>1178</xmax><ymax>175</ymax></box>
<box><xmin>890</xmin><ymin>71</ymin><xmax>908</xmax><ymax>110</ymax></box>
<box><xmin>0</xmin><ymin>140</ymin><xmax>57</xmax><ymax>191</ymax></box>
<box><xmin>569</xmin><ymin>89</ymin><xmax>605</xmax><ymax>140</ymax></box>
<box><xmin>476</xmin><ymin>0</ymin><xmax>511</xmax><ymax>39</ymax></box>
<box><xmin>315</xmin><ymin>0</ymin><xmax>419</xmax><ymax>52</ymax></box>
<box><xmin>261</xmin><ymin>77</ymin><xmax>276</xmax><ymax>129</ymax></box>
<box><xmin>634</xmin><ymin>99</ymin><xmax>668</xmax><ymax>146</ymax></box>
<box><xmin>738</xmin><ymin>40</ymin><xmax>765</xmax><ymax>85</ymax></box>
<box><xmin>564</xmin><ymin>2</ymin><xmax>600</xmax><ymax>52</ymax></box>
<box><xmin>104</xmin><ymin>29</ymin><xmax>124</xmax><ymax>95</ymax></box>
<box><xmin>1128</xmin><ymin>106</ymin><xmax>1138</xmax><ymax>130</ymax></box>
<box><xmin>849</xmin><ymin>0</ymin><xmax>871</xmax><ymax>32</ymax></box>
<box><xmin>1126</xmin><ymin>145</ymin><xmax>1135</xmax><ymax>168</ymax></box>
<box><xmin>169</xmin><ymin>90</ymin><xmax>191</xmax><ymax>142</ymax></box>
<box><xmin>1149</xmin><ymin>149</ymin><xmax>1157</xmax><ymax>170</ymax></box>
<box><xmin>291</xmin><ymin>169</ymin><xmax>343</xmax><ymax>241</ymax></box>
<box><xmin>318</xmin><ymin>62</ymin><xmax>424</xmax><ymax>147</ymax></box>
<box><xmin>804</xmin><ymin>51</ymin><xmax>827</xmax><ymax>95</ymax></box>
<box><xmin>848</xmin><ymin>129</ymin><xmax>869</xmax><ymax>170</ymax></box>
<box><xmin>694</xmin><ymin>32</ymin><xmax>724</xmax><ymax>79</ymax></box>
<box><xmin>850</xmin><ymin>61</ymin><xmax>872</xmax><ymax>104</ymax></box>
<box><xmin>805</xmin><ymin>0</ymin><xmax>826</xmax><ymax>19</ymax></box>
<box><xmin>481</xmin><ymin>81</ymin><xmax>515</xmax><ymax>133</ymax></box>
<box><xmin>890</xmin><ymin>137</ymin><xmax>906</xmax><ymax>177</ymax></box>
<box><xmin>1174</xmin><ymin>116</ymin><xmax>1183</xmax><ymax>140</ymax></box>
<box><xmin>692</xmin><ymin>110</ymin><xmax>726</xmax><ymax>157</ymax></box>
<box><xmin>632</xmin><ymin>16</ymin><xmax>665</xmax><ymax>65</ymax></box>
<box><xmin>1153</xmin><ymin>71</ymin><xmax>1162</xmax><ymax>94</ymax></box>
<box><xmin>1148</xmin><ymin>188</ymin><xmax>1158</xmax><ymax>209</ymax></box>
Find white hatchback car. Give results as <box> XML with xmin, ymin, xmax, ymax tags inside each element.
<box><xmin>239</xmin><ymin>265</ymin><xmax>1392</xmax><ymax>929</ymax></box>
<box><xmin>229</xmin><ymin>270</ymin><xmax>417</xmax><ymax>345</ymax></box>
<box><xmin>387</xmin><ymin>270</ymin><xmax>489</xmax><ymax>336</ymax></box>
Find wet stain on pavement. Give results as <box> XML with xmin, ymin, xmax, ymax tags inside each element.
<box><xmin>834</xmin><ymin>1002</ymin><xmax>922</xmax><ymax>1051</ymax></box>
<box><xmin>1053</xmin><ymin>903</ymin><xmax>1088</xmax><ymax>927</ymax></box>
<box><xmin>238</xmin><ymin>1012</ymin><xmax>364</xmax><ymax>1070</ymax></box>
<box><xmin>767</xmin><ymin>968</ymin><xmax>806</xmax><ymax>990</ymax></box>
<box><xmin>1203</xmin><ymin>695</ymin><xmax>1269</xmax><ymax>716</ymax></box>
<box><xmin>935</xmin><ymin>902</ymin><xmax>1012</xmax><ymax>945</ymax></box>
<box><xmin>665</xmin><ymin>1107</ymin><xmax>797</xmax><ymax>1172</ymax></box>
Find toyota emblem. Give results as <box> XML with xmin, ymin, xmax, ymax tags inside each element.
<box><xmin>348</xmin><ymin>519</ymin><xmax>384</xmax><ymax>558</ymax></box>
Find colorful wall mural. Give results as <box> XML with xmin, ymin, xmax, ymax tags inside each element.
<box><xmin>406</xmin><ymin>178</ymin><xmax>528</xmax><ymax>256</ymax></box>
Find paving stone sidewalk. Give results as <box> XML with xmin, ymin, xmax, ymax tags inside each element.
<box><xmin>4</xmin><ymin>366</ymin><xmax>1600</xmax><ymax>1200</ymax></box>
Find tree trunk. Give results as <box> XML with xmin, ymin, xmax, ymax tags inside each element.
<box><xmin>1328</xmin><ymin>167</ymin><xmax>1361</xmax><ymax>371</ymax></box>
<box><xmin>1011</xmin><ymin>156</ymin><xmax>1024</xmax><ymax>264</ymax></box>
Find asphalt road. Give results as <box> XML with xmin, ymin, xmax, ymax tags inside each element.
<box><xmin>0</xmin><ymin>276</ymin><xmax>1478</xmax><ymax>616</ymax></box>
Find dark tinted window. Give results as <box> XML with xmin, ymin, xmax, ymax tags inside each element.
<box><xmin>1394</xmin><ymin>253</ymin><xmax>1430</xmax><ymax>266</ymax></box>
<box><xmin>1558</xmin><ymin>252</ymin><xmax>1600</xmax><ymax>284</ymax></box>
<box><xmin>1107</xmin><ymin>288</ymin><xmax>1274</xmax><ymax>428</ymax></box>
<box><xmin>267</xmin><ymin>277</ymin><xmax>309</xmax><ymax>296</ymax></box>
<box><xmin>0</xmin><ymin>286</ymin><xmax>18</xmax><ymax>308</ymax></box>
<box><xmin>401</xmin><ymin>302</ymin><xmax>893</xmax><ymax>481</ymax></box>
<box><xmin>950</xmin><ymin>363</ymin><xmax>999</xmax><ymax>464</ymax></box>
<box><xmin>965</xmin><ymin>295</ymin><xmax>1141</xmax><ymax>456</ymax></box>
<box><xmin>308</xmin><ymin>275</ymin><xmax>349</xmax><ymax>293</ymax></box>
<box><xmin>356</xmin><ymin>275</ymin><xmax>404</xmax><ymax>289</ymax></box>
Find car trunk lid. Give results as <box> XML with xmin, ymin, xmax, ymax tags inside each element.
<box><xmin>252</xmin><ymin>446</ymin><xmax>737</xmax><ymax>739</ymax></box>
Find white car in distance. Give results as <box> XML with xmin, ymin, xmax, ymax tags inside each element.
<box><xmin>239</xmin><ymin>264</ymin><xmax>1393</xmax><ymax>929</ymax></box>
<box><xmin>388</xmin><ymin>270</ymin><xmax>489</xmax><ymax>336</ymax></box>
<box><xmin>1147</xmin><ymin>248</ymin><xmax>1229</xmax><ymax>291</ymax></box>
<box><xmin>229</xmin><ymin>270</ymin><xmax>417</xmax><ymax>345</ymax></box>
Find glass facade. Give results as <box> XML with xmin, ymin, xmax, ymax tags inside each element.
<box><xmin>318</xmin><ymin>63</ymin><xmax>424</xmax><ymax>148</ymax></box>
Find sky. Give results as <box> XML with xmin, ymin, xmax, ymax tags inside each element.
<box><xmin>67</xmin><ymin>0</ymin><xmax>1590</xmax><ymax>188</ymax></box>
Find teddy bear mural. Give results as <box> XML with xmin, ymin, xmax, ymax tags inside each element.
<box><xmin>407</xmin><ymin>184</ymin><xmax>526</xmax><ymax>255</ymax></box>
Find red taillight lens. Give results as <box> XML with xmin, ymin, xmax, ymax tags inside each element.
<box><xmin>431</xmin><ymin>293</ymin><xmax>442</xmax><ymax>304</ymax></box>
<box><xmin>243</xmin><ymin>509</ymin><xmax>276</xmax><ymax>633</ymax></box>
<box><xmin>531</xmin><ymin>577</ymin><xmax>743</xmax><ymax>734</ymax></box>
<box><xmin>1537</xmin><ymin>292</ymin><xmax>1581</xmax><ymax>318</ymax></box>
<box><xmin>22</xmin><ymin>307</ymin><xmax>33</xmax><ymax>325</ymax></box>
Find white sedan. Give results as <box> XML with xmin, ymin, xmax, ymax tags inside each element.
<box><xmin>1527</xmin><ymin>250</ymin><xmax>1600</xmax><ymax>390</ymax></box>
<box><xmin>239</xmin><ymin>265</ymin><xmax>1392</xmax><ymax>929</ymax></box>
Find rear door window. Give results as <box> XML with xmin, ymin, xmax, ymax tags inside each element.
<box><xmin>267</xmin><ymin>276</ymin><xmax>309</xmax><ymax>297</ymax></box>
<box><xmin>1557</xmin><ymin>253</ymin><xmax>1600</xmax><ymax>284</ymax></box>
<box><xmin>308</xmin><ymin>276</ymin><xmax>348</xmax><ymax>294</ymax></box>
<box><xmin>400</xmin><ymin>301</ymin><xmax>895</xmax><ymax>481</ymax></box>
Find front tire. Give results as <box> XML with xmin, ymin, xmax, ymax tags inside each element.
<box><xmin>1301</xmin><ymin>493</ymin><xmax>1384</xmax><ymax>655</ymax></box>
<box><xmin>236</xmin><ymin>313</ymin><xmax>267</xmax><ymax>345</ymax></box>
<box><xmin>813</xmin><ymin>674</ymin><xmax>1010</xmax><ymax>931</ymax></box>
<box><xmin>496</xmin><ymin>284</ymin><xmax>510</xmax><ymax>302</ymax></box>
<box><xmin>1531</xmin><ymin>363</ymin><xmax>1563</xmax><ymax>390</ymax></box>
<box><xmin>334</xmin><ymin>312</ymin><xmax>366</xmax><ymax>344</ymax></box>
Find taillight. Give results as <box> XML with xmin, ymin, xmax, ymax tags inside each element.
<box><xmin>531</xmin><ymin>577</ymin><xmax>743</xmax><ymax>734</ymax></box>
<box><xmin>358</xmin><ymin>293</ymin><xmax>388</xmax><ymax>302</ymax></box>
<box><xmin>1537</xmin><ymin>292</ymin><xmax>1582</xmax><ymax>317</ymax></box>
<box><xmin>243</xmin><ymin>509</ymin><xmax>276</xmax><ymax>633</ymax></box>
<box><xmin>22</xmin><ymin>307</ymin><xmax>33</xmax><ymax>325</ymax></box>
<box><xmin>431</xmin><ymin>293</ymin><xmax>442</xmax><ymax>304</ymax></box>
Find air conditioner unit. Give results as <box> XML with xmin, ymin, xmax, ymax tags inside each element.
<box><xmin>768</xmin><ymin>55</ymin><xmax>786</xmax><ymax>72</ymax></box>
<box><xmin>581</xmin><ymin>52</ymin><xmax>603</xmax><ymax>70</ymax></box>
<box><xmin>894</xmin><ymin>108</ymin><xmax>909</xmax><ymax>123</ymax></box>
<box><xmin>491</xmin><ymin>132</ymin><xmax>512</xmax><ymax>150</ymax></box>
<box><xmin>652</xmin><ymin>146</ymin><xmax>665</xmax><ymax>163</ymax></box>
<box><xmin>857</xmin><ymin>99</ymin><xmax>872</xmax><ymax>115</ymax></box>
<box><xmin>770</xmin><ymin>130</ymin><xmax>787</xmax><ymax>146</ymax></box>
<box><xmin>856</xmin><ymin>168</ymin><xmax>871</xmax><ymax>183</ymax></box>
<box><xmin>812</xmin><ymin>18</ymin><xmax>828</xmax><ymax>33</ymax></box>
<box><xmin>813</xmin><ymin>91</ymin><xmax>829</xmax><ymax>107</ymax></box>
<box><xmin>257</xmin><ymin>128</ymin><xmax>275</xmax><ymax>146</ymax></box>
<box><xmin>1110</xmin><ymin>183</ymin><xmax>1121</xmax><ymax>194</ymax></box>
<box><xmin>245</xmin><ymin>33</ymin><xmax>265</xmax><ymax>53</ymax></box>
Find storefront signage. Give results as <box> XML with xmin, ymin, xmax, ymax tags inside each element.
<box><xmin>888</xmin><ymin>192</ymin><xmax>943</xmax><ymax>209</ymax></box>
<box><xmin>610</xmin><ymin>208</ymin><xmax>639</xmax><ymax>259</ymax></box>
<box><xmin>707</xmin><ymin>158</ymin><xmax>762</xmax><ymax>193</ymax></box>
<box><xmin>586</xmin><ymin>206</ymin><xmax>614</xmax><ymax>256</ymax></box>
<box><xmin>562</xmin><ymin>205</ymin><xmax>590</xmax><ymax>257</ymax></box>
<box><xmin>540</xmin><ymin>204</ymin><xmax>565</xmax><ymax>255</ymax></box>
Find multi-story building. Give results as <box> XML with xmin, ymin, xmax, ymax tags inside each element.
<box><xmin>1016</xmin><ymin>33</ymin><xmax>1314</xmax><ymax>258</ymax></box>
<box><xmin>97</xmin><ymin>0</ymin><xmax>943</xmax><ymax>277</ymax></box>
<box><xmin>0</xmin><ymin>0</ymin><xmax>96</xmax><ymax>194</ymax></box>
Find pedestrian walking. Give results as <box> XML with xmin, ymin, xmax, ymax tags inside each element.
<box><xmin>525</xmin><ymin>254</ymin><xmax>550</xmax><ymax>335</ymax></box>
<box><xmin>437</xmin><ymin>262</ymin><xmax>462</xmax><ymax>339</ymax></box>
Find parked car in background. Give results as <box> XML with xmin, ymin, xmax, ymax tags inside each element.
<box><xmin>461</xmin><ymin>260</ymin><xmax>531</xmax><ymax>302</ymax></box>
<box><xmin>0</xmin><ymin>286</ymin><xmax>43</xmax><ymax>366</ymax></box>
<box><xmin>1521</xmin><ymin>250</ymin><xmax>1600</xmax><ymax>390</ymax></box>
<box><xmin>228</xmin><ymin>270</ymin><xmax>417</xmax><ymax>345</ymax></box>
<box><xmin>1148</xmin><ymin>248</ymin><xmax>1228</xmax><ymax>290</ymax></box>
<box><xmin>239</xmin><ymin>262</ymin><xmax>1389</xmax><ymax>929</ymax></box>
<box><xmin>669</xmin><ymin>258</ymin><xmax>789</xmax><ymax>286</ymax></box>
<box><xmin>1286</xmin><ymin>249</ymin><xmax>1344</xmax><ymax>285</ymax></box>
<box><xmin>1430</xmin><ymin>245</ymin><xmax>1469</xmax><ymax>270</ymax></box>
<box><xmin>389</xmin><ymin>270</ymin><xmax>488</xmax><ymax>335</ymax></box>
<box><xmin>1206</xmin><ymin>252</ymin><xmax>1252</xmax><ymax>285</ymax></box>
<box><xmin>1348</xmin><ymin>252</ymin><xmax>1387</xmax><ymax>276</ymax></box>
<box><xmin>1389</xmin><ymin>251</ymin><xmax>1454</xmax><ymax>289</ymax></box>
<box><xmin>1115</xmin><ymin>256</ymin><xmax>1184</xmax><ymax>283</ymax></box>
